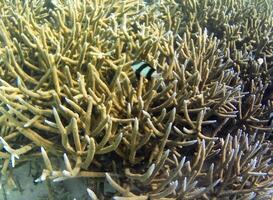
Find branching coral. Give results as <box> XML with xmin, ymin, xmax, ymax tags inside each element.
<box><xmin>97</xmin><ymin>131</ymin><xmax>273</xmax><ymax>199</ymax></box>
<box><xmin>0</xmin><ymin>0</ymin><xmax>273</xmax><ymax>199</ymax></box>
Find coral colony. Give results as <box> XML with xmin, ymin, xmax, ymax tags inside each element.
<box><xmin>0</xmin><ymin>0</ymin><xmax>273</xmax><ymax>199</ymax></box>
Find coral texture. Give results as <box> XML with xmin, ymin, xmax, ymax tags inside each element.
<box><xmin>0</xmin><ymin>0</ymin><xmax>273</xmax><ymax>199</ymax></box>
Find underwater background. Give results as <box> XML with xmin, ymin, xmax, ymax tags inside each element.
<box><xmin>0</xmin><ymin>0</ymin><xmax>273</xmax><ymax>199</ymax></box>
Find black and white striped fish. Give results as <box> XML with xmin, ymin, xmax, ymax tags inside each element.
<box><xmin>131</xmin><ymin>61</ymin><xmax>161</xmax><ymax>80</ymax></box>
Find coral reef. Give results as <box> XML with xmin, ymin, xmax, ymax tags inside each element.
<box><xmin>0</xmin><ymin>0</ymin><xmax>273</xmax><ymax>199</ymax></box>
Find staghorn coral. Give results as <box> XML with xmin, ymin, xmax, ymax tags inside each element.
<box><xmin>0</xmin><ymin>0</ymin><xmax>272</xmax><ymax>199</ymax></box>
<box><xmin>99</xmin><ymin>131</ymin><xmax>273</xmax><ymax>199</ymax></box>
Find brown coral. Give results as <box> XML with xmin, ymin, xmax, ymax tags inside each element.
<box><xmin>0</xmin><ymin>0</ymin><xmax>273</xmax><ymax>199</ymax></box>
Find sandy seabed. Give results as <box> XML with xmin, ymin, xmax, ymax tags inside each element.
<box><xmin>1</xmin><ymin>164</ymin><xmax>90</xmax><ymax>200</ymax></box>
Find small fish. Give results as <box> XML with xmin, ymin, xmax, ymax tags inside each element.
<box><xmin>257</xmin><ymin>58</ymin><xmax>264</xmax><ymax>65</ymax></box>
<box><xmin>268</xmin><ymin>112</ymin><xmax>273</xmax><ymax>127</ymax></box>
<box><xmin>131</xmin><ymin>61</ymin><xmax>161</xmax><ymax>80</ymax></box>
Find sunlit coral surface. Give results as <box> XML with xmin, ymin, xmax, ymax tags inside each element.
<box><xmin>0</xmin><ymin>0</ymin><xmax>273</xmax><ymax>199</ymax></box>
